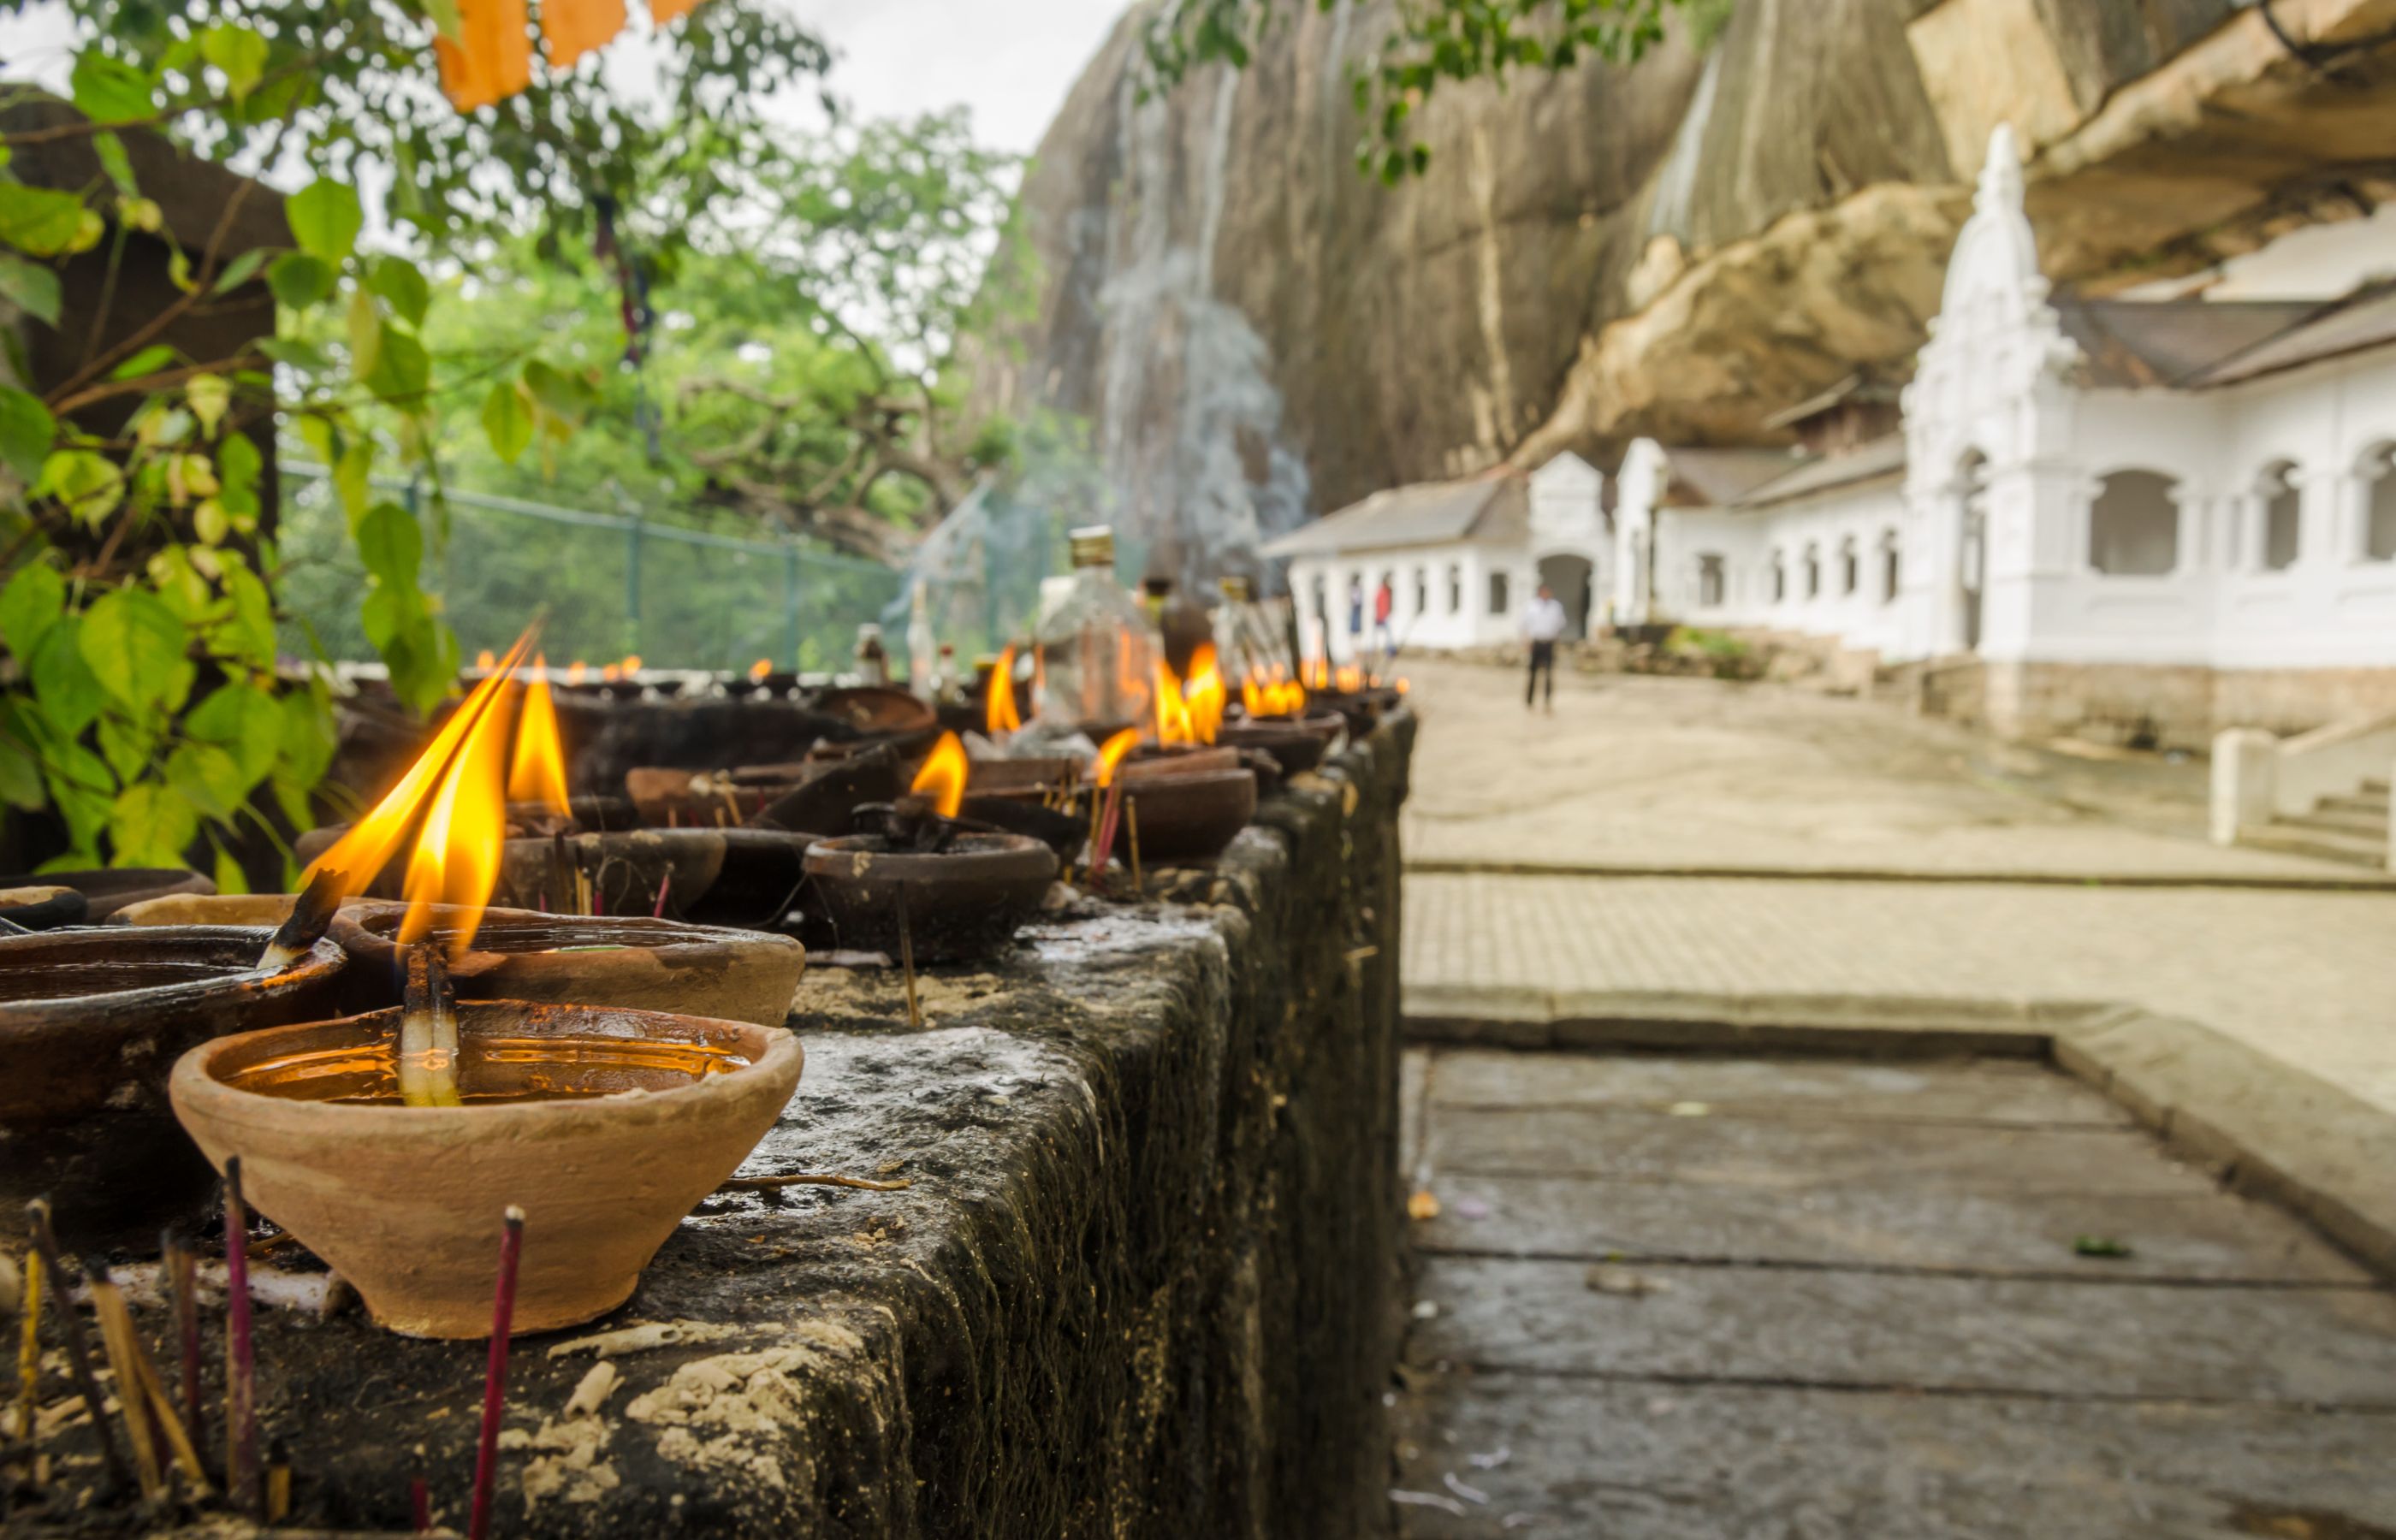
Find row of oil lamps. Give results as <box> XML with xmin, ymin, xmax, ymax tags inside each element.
<box><xmin>0</xmin><ymin>574</ymin><xmax>1406</xmax><ymax>1528</ymax></box>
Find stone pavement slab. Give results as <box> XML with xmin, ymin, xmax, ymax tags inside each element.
<box><xmin>1417</xmin><ymin>1174</ymin><xmax>2370</xmax><ymax>1283</ymax></box>
<box><xmin>1403</xmin><ymin>871</ymin><xmax>2396</xmax><ymax>1116</ymax></box>
<box><xmin>1392</xmin><ymin>1375</ymin><xmax>2396</xmax><ymax>1539</ymax></box>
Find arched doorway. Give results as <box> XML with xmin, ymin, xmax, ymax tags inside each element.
<box><xmin>1536</xmin><ymin>553</ymin><xmax>1594</xmax><ymax>639</ymax></box>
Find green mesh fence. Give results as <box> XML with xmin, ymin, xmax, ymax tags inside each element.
<box><xmin>276</xmin><ymin>465</ymin><xmax>904</xmax><ymax>674</ymax></box>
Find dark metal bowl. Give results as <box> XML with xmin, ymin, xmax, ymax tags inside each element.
<box><xmin>802</xmin><ymin>832</ymin><xmax>1058</xmax><ymax>962</ymax></box>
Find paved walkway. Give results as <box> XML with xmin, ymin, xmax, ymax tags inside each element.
<box><xmin>1399</xmin><ymin>659</ymin><xmax>2357</xmax><ymax>881</ymax></box>
<box><xmin>1397</xmin><ymin>663</ymin><xmax>2396</xmax><ymax>1114</ymax></box>
<box><xmin>1394</xmin><ymin>1046</ymin><xmax>2396</xmax><ymax>1537</ymax></box>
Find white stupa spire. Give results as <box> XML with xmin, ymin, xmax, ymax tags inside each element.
<box><xmin>1976</xmin><ymin>122</ymin><xmax>2025</xmax><ymax>217</ymax></box>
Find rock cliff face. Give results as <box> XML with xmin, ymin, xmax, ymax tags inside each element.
<box><xmin>973</xmin><ymin>0</ymin><xmax>2396</xmax><ymax>580</ymax></box>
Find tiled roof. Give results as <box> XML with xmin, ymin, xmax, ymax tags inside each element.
<box><xmin>1263</xmin><ymin>471</ymin><xmax>1527</xmax><ymax>558</ymax></box>
<box><xmin>1658</xmin><ymin>447</ymin><xmax>1801</xmax><ymax>507</ymax></box>
<box><xmin>1731</xmin><ymin>433</ymin><xmax>1907</xmax><ymax>509</ymax></box>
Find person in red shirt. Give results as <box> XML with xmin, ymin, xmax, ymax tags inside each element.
<box><xmin>1372</xmin><ymin>575</ymin><xmax>1395</xmax><ymax>659</ymax></box>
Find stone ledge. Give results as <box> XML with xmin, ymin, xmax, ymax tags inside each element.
<box><xmin>1405</xmin><ymin>988</ymin><xmax>2396</xmax><ymax>1283</ymax></box>
<box><xmin>26</xmin><ymin>717</ymin><xmax>1418</xmax><ymax>1538</ymax></box>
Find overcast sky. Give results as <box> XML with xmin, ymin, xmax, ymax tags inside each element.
<box><xmin>0</xmin><ymin>0</ymin><xmax>1129</xmax><ymax>157</ymax></box>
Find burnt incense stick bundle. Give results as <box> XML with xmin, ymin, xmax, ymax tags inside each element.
<box><xmin>399</xmin><ymin>945</ymin><xmax>465</xmax><ymax>1109</ymax></box>
<box><xmin>255</xmin><ymin>867</ymin><xmax>344</xmax><ymax>972</ymax></box>
<box><xmin>86</xmin><ymin>1259</ymin><xmax>208</xmax><ymax>1499</ymax></box>
<box><xmin>25</xmin><ymin>1202</ymin><xmax>128</xmax><ymax>1494</ymax></box>
<box><xmin>223</xmin><ymin>1159</ymin><xmax>259</xmax><ymax>1517</ymax></box>
<box><xmin>467</xmin><ymin>1206</ymin><xmax>525</xmax><ymax>1540</ymax></box>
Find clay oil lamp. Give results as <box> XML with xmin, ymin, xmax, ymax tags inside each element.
<box><xmin>0</xmin><ymin>883</ymin><xmax>88</xmax><ymax>931</ymax></box>
<box><xmin>1220</xmin><ymin>671</ymin><xmax>1342</xmax><ymax>774</ymax></box>
<box><xmin>0</xmin><ymin>881</ymin><xmax>348</xmax><ymax>1247</ymax></box>
<box><xmin>728</xmin><ymin>657</ymin><xmax>798</xmax><ymax>701</ymax></box>
<box><xmin>1302</xmin><ymin>657</ymin><xmax>1403</xmax><ymax>732</ymax></box>
<box><xmin>803</xmin><ymin>732</ymin><xmax>1059</xmax><ymax>963</ymax></box>
<box><xmin>171</xmin><ymin>945</ymin><xmax>803</xmax><ymax>1338</ymax></box>
<box><xmin>307</xmin><ymin>631</ymin><xmax>805</xmax><ymax>1019</ymax></box>
<box><xmin>1072</xmin><ymin>649</ymin><xmax>1259</xmax><ymax>868</ymax></box>
<box><xmin>0</xmin><ymin>864</ymin><xmax>214</xmax><ymax>921</ymax></box>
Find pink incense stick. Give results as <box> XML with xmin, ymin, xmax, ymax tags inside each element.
<box><xmin>652</xmin><ymin>870</ymin><xmax>672</xmax><ymax>918</ymax></box>
<box><xmin>223</xmin><ymin>1158</ymin><xmax>259</xmax><ymax>1516</ymax></box>
<box><xmin>467</xmin><ymin>1205</ymin><xmax>525</xmax><ymax>1540</ymax></box>
<box><xmin>410</xmin><ymin>1473</ymin><xmax>432</xmax><ymax>1531</ymax></box>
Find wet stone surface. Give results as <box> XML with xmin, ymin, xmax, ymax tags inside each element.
<box><xmin>18</xmin><ymin>717</ymin><xmax>1413</xmax><ymax>1539</ymax></box>
<box><xmin>1395</xmin><ymin>1045</ymin><xmax>2396</xmax><ymax>1538</ymax></box>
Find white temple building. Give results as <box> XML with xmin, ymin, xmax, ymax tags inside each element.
<box><xmin>1273</xmin><ymin>125</ymin><xmax>2396</xmax><ymax>753</ymax></box>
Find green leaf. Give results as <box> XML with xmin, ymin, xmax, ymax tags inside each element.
<box><xmin>193</xmin><ymin>498</ymin><xmax>228</xmax><ymax>546</ymax></box>
<box><xmin>29</xmin><ymin>615</ymin><xmax>106</xmax><ymax>736</ymax></box>
<box><xmin>95</xmin><ymin>712</ymin><xmax>157</xmax><ymax>783</ymax></box>
<box><xmin>355</xmin><ymin>501</ymin><xmax>424</xmax><ymax>585</ymax></box>
<box><xmin>424</xmin><ymin>0</ymin><xmax>464</xmax><ymax>43</ymax></box>
<box><xmin>274</xmin><ymin>688</ymin><xmax>335</xmax><ymax>788</ymax></box>
<box><xmin>186</xmin><ymin>681</ymin><xmax>282</xmax><ymax>786</ymax></box>
<box><xmin>0</xmin><ymin>185</ymin><xmax>92</xmax><ymax>258</ymax></box>
<box><xmin>199</xmin><ymin>23</ymin><xmax>270</xmax><ymax>101</ymax></box>
<box><xmin>80</xmin><ymin>586</ymin><xmax>187</xmax><ymax>708</ymax></box>
<box><xmin>0</xmin><ymin>254</ymin><xmax>62</xmax><ymax>325</ymax></box>
<box><xmin>270</xmin><ymin>771</ymin><xmax>313</xmax><ymax>831</ymax></box>
<box><xmin>265</xmin><ymin>252</ymin><xmax>335</xmax><ymax>310</ymax></box>
<box><xmin>287</xmin><ymin>178</ymin><xmax>363</xmax><ymax>265</ymax></box>
<box><xmin>69</xmin><ymin>50</ymin><xmax>154</xmax><ymax>124</ymax></box>
<box><xmin>211</xmin><ymin>247</ymin><xmax>268</xmax><ymax>295</ymax></box>
<box><xmin>0</xmin><ymin>725</ymin><xmax>43</xmax><ymax>811</ymax></box>
<box><xmin>365</xmin><ymin>328</ymin><xmax>427</xmax><ymax>402</ymax></box>
<box><xmin>144</xmin><ymin>544</ymin><xmax>214</xmax><ymax>623</ymax></box>
<box><xmin>219</xmin><ymin>561</ymin><xmax>276</xmax><ymax>668</ymax></box>
<box><xmin>369</xmin><ymin>256</ymin><xmax>430</xmax><ymax>327</ymax></box>
<box><xmin>42</xmin><ymin>738</ymin><xmax>115</xmax><ymax>849</ymax></box>
<box><xmin>37</xmin><ymin>449</ymin><xmax>123</xmax><ymax>528</ymax></box>
<box><xmin>110</xmin><ymin>343</ymin><xmax>178</xmax><ymax>381</ymax></box>
<box><xmin>521</xmin><ymin>358</ymin><xmax>595</xmax><ymax>427</ymax></box>
<box><xmin>212</xmin><ymin>844</ymin><xmax>249</xmax><ymax>897</ymax></box>
<box><xmin>108</xmin><ymin>781</ymin><xmax>198</xmax><ymax>868</ymax></box>
<box><xmin>481</xmin><ymin>380</ymin><xmax>533</xmax><ymax>464</ymax></box>
<box><xmin>164</xmin><ymin>741</ymin><xmax>247</xmax><ymax>820</ymax></box>
<box><xmin>0</xmin><ymin>560</ymin><xmax>65</xmax><ymax>656</ymax></box>
<box><xmin>92</xmin><ymin>131</ymin><xmax>137</xmax><ymax>197</ymax></box>
<box><xmin>185</xmin><ymin>371</ymin><xmax>229</xmax><ymax>435</ymax></box>
<box><xmin>0</xmin><ymin>386</ymin><xmax>55</xmax><ymax>484</ymax></box>
<box><xmin>334</xmin><ymin>438</ymin><xmax>375</xmax><ymax>523</ymax></box>
<box><xmin>217</xmin><ymin>429</ymin><xmax>263</xmax><ymax>493</ymax></box>
<box><xmin>345</xmin><ymin>286</ymin><xmax>383</xmax><ymax>381</ymax></box>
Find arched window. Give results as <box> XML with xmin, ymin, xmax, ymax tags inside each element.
<box><xmin>1770</xmin><ymin>551</ymin><xmax>1787</xmax><ymax>602</ymax></box>
<box><xmin>1697</xmin><ymin>554</ymin><xmax>1726</xmax><ymax>608</ymax></box>
<box><xmin>2089</xmin><ymin>470</ymin><xmax>2180</xmax><ymax>576</ymax></box>
<box><xmin>1413</xmin><ymin>566</ymin><xmax>1428</xmax><ymax>613</ymax></box>
<box><xmin>1803</xmin><ymin>544</ymin><xmax>1822</xmax><ymax>599</ymax></box>
<box><xmin>2257</xmin><ymin>460</ymin><xmax>2300</xmax><ymax>572</ymax></box>
<box><xmin>1487</xmin><ymin>570</ymin><xmax>1510</xmax><ymax>616</ymax></box>
<box><xmin>1880</xmin><ymin>532</ymin><xmax>1901</xmax><ymax>604</ymax></box>
<box><xmin>2367</xmin><ymin>445</ymin><xmax>2396</xmax><ymax>563</ymax></box>
<box><xmin>1446</xmin><ymin>564</ymin><xmax>1462</xmax><ymax>613</ymax></box>
<box><xmin>1839</xmin><ymin>537</ymin><xmax>1859</xmax><ymax>595</ymax></box>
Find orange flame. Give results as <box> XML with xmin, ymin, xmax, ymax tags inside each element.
<box><xmin>620</xmin><ymin>654</ymin><xmax>643</xmax><ymax>674</ymax></box>
<box><xmin>1184</xmin><ymin>644</ymin><xmax>1225</xmax><ymax>744</ymax></box>
<box><xmin>305</xmin><ymin>626</ymin><xmax>537</xmax><ymax>954</ymax></box>
<box><xmin>1396</xmin><ymin>677</ymin><xmax>1410</xmax><ymax>694</ymax></box>
<box><xmin>1154</xmin><ymin>660</ymin><xmax>1195</xmax><ymax>746</ymax></box>
<box><xmin>566</xmin><ymin>660</ymin><xmax>587</xmax><ymax>685</ymax></box>
<box><xmin>506</xmin><ymin>654</ymin><xmax>572</xmax><ymax>814</ymax></box>
<box><xmin>474</xmin><ymin>649</ymin><xmax>496</xmax><ymax>672</ymax></box>
<box><xmin>1336</xmin><ymin>663</ymin><xmax>1363</xmax><ymax>692</ymax></box>
<box><xmin>1242</xmin><ymin>670</ymin><xmax>1308</xmax><ymax>719</ymax></box>
<box><xmin>987</xmin><ymin>643</ymin><xmax>1022</xmax><ymax>737</ymax></box>
<box><xmin>601</xmin><ymin>664</ymin><xmax>621</xmax><ymax>684</ymax></box>
<box><xmin>749</xmin><ymin>658</ymin><xmax>773</xmax><ymax>680</ymax></box>
<box><xmin>1093</xmin><ymin>726</ymin><xmax>1141</xmax><ymax>788</ymax></box>
<box><xmin>910</xmin><ymin>731</ymin><xmax>969</xmax><ymax>819</ymax></box>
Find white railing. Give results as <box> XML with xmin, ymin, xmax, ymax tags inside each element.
<box><xmin>2211</xmin><ymin>712</ymin><xmax>2396</xmax><ymax>868</ymax></box>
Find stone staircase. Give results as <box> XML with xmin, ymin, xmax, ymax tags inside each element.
<box><xmin>2244</xmin><ymin>778</ymin><xmax>2393</xmax><ymax>870</ymax></box>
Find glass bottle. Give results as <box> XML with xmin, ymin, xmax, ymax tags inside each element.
<box><xmin>1214</xmin><ymin>574</ymin><xmax>1287</xmax><ymax>688</ymax></box>
<box><xmin>1034</xmin><ymin>525</ymin><xmax>1156</xmax><ymax>731</ymax></box>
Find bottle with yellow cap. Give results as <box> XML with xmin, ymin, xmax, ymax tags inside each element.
<box><xmin>1034</xmin><ymin>525</ymin><xmax>1156</xmax><ymax>732</ymax></box>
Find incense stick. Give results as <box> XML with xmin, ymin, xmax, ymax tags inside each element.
<box><xmin>26</xmin><ymin>1202</ymin><xmax>128</xmax><ymax>1493</ymax></box>
<box><xmin>13</xmin><ymin>1247</ymin><xmax>37</xmax><ymax>1451</ymax></box>
<box><xmin>164</xmin><ymin>1231</ymin><xmax>200</xmax><ymax>1448</ymax></box>
<box><xmin>467</xmin><ymin>1205</ymin><xmax>525</xmax><ymax>1540</ymax></box>
<box><xmin>409</xmin><ymin>1472</ymin><xmax>432</xmax><ymax>1532</ymax></box>
<box><xmin>255</xmin><ymin>866</ymin><xmax>344</xmax><ymax>972</ymax></box>
<box><xmin>223</xmin><ymin>1159</ymin><xmax>259</xmax><ymax>1517</ymax></box>
<box><xmin>1125</xmin><ymin>797</ymin><xmax>1143</xmax><ymax>892</ymax></box>
<box><xmin>652</xmin><ymin>869</ymin><xmax>672</xmax><ymax>919</ymax></box>
<box><xmin>399</xmin><ymin>945</ymin><xmax>466</xmax><ymax>1109</ymax></box>
<box><xmin>84</xmin><ymin>1259</ymin><xmax>163</xmax><ymax>1501</ymax></box>
<box><xmin>895</xmin><ymin>886</ymin><xmax>922</xmax><ymax>1030</ymax></box>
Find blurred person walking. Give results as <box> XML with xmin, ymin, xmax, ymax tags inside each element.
<box><xmin>1523</xmin><ymin>583</ymin><xmax>1567</xmax><ymax>712</ymax></box>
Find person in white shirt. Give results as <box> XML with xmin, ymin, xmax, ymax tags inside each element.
<box><xmin>1521</xmin><ymin>583</ymin><xmax>1568</xmax><ymax>712</ymax></box>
